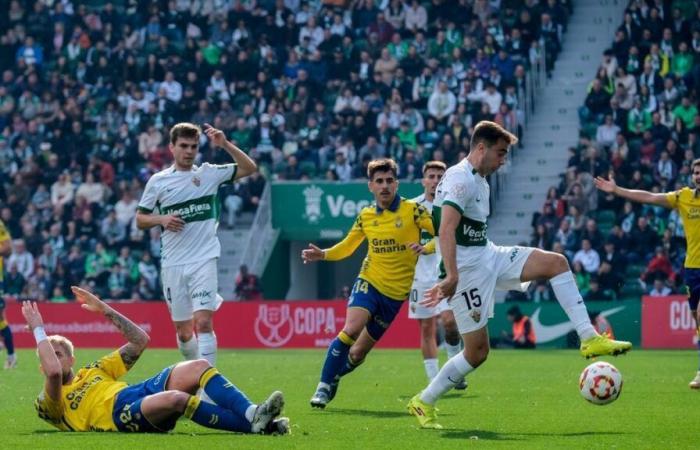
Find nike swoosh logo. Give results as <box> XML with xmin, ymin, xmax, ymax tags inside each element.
<box><xmin>202</xmin><ymin>352</ymin><xmax>215</xmax><ymax>356</ymax></box>
<box><xmin>530</xmin><ymin>306</ymin><xmax>626</xmax><ymax>343</ymax></box>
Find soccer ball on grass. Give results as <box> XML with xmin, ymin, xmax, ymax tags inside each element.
<box><xmin>579</xmin><ymin>361</ymin><xmax>623</xmax><ymax>405</ymax></box>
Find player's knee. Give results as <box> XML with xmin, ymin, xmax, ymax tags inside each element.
<box><xmin>550</xmin><ymin>253</ymin><xmax>570</xmax><ymax>276</ymax></box>
<box><xmin>191</xmin><ymin>358</ymin><xmax>212</xmax><ymax>372</ymax></box>
<box><xmin>177</xmin><ymin>329</ymin><xmax>194</xmax><ymax>342</ymax></box>
<box><xmin>444</xmin><ymin>329</ymin><xmax>461</xmax><ymax>346</ymax></box>
<box><xmin>464</xmin><ymin>345</ymin><xmax>489</xmax><ymax>368</ymax></box>
<box><xmin>348</xmin><ymin>347</ymin><xmax>367</xmax><ymax>365</ymax></box>
<box><xmin>194</xmin><ymin>317</ymin><xmax>213</xmax><ymax>333</ymax></box>
<box><xmin>166</xmin><ymin>391</ymin><xmax>192</xmax><ymax>412</ymax></box>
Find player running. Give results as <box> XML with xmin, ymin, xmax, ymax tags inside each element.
<box><xmin>136</xmin><ymin>123</ymin><xmax>256</xmax><ymax>366</ymax></box>
<box><xmin>595</xmin><ymin>162</ymin><xmax>700</xmax><ymax>388</ymax></box>
<box><xmin>26</xmin><ymin>287</ymin><xmax>288</xmax><ymax>434</ymax></box>
<box><xmin>302</xmin><ymin>159</ymin><xmax>435</xmax><ymax>408</ymax></box>
<box><xmin>409</xmin><ymin>161</ymin><xmax>466</xmax><ymax>389</ymax></box>
<box><xmin>0</xmin><ymin>218</ymin><xmax>16</xmax><ymax>369</ymax></box>
<box><xmin>408</xmin><ymin>121</ymin><xmax>632</xmax><ymax>429</ymax></box>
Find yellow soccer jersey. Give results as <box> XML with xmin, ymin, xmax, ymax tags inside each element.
<box><xmin>324</xmin><ymin>195</ymin><xmax>435</xmax><ymax>300</ymax></box>
<box><xmin>0</xmin><ymin>219</ymin><xmax>10</xmax><ymax>284</ymax></box>
<box><xmin>35</xmin><ymin>351</ymin><xmax>128</xmax><ymax>431</ymax></box>
<box><xmin>666</xmin><ymin>187</ymin><xmax>700</xmax><ymax>268</ymax></box>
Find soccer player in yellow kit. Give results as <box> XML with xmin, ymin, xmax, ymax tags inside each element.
<box><xmin>302</xmin><ymin>159</ymin><xmax>435</xmax><ymax>408</ymax></box>
<box><xmin>26</xmin><ymin>287</ymin><xmax>289</xmax><ymax>434</ymax></box>
<box><xmin>596</xmin><ymin>160</ymin><xmax>700</xmax><ymax>388</ymax></box>
<box><xmin>0</xmin><ymin>219</ymin><xmax>16</xmax><ymax>369</ymax></box>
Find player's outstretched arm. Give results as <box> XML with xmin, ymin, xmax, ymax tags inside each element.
<box><xmin>203</xmin><ymin>123</ymin><xmax>257</xmax><ymax>179</ymax></box>
<box><xmin>594</xmin><ymin>175</ymin><xmax>672</xmax><ymax>208</ymax></box>
<box><xmin>22</xmin><ymin>301</ymin><xmax>62</xmax><ymax>401</ymax></box>
<box><xmin>71</xmin><ymin>286</ymin><xmax>150</xmax><ymax>369</ymax></box>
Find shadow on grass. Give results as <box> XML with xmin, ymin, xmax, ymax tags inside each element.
<box><xmin>324</xmin><ymin>407</ymin><xmax>410</xmax><ymax>419</ymax></box>
<box><xmin>440</xmin><ymin>429</ymin><xmax>630</xmax><ymax>441</ymax></box>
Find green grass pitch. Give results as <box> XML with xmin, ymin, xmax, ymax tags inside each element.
<box><xmin>1</xmin><ymin>348</ymin><xmax>696</xmax><ymax>449</ymax></box>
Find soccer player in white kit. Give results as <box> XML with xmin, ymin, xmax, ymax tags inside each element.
<box><xmin>408</xmin><ymin>161</ymin><xmax>466</xmax><ymax>389</ymax></box>
<box><xmin>135</xmin><ymin>123</ymin><xmax>257</xmax><ymax>366</ymax></box>
<box><xmin>408</xmin><ymin>121</ymin><xmax>632</xmax><ymax>429</ymax></box>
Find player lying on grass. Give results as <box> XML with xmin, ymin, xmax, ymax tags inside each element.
<box><xmin>24</xmin><ymin>287</ymin><xmax>288</xmax><ymax>434</ymax></box>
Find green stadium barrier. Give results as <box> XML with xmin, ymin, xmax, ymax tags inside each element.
<box><xmin>488</xmin><ymin>300</ymin><xmax>641</xmax><ymax>348</ymax></box>
<box><xmin>271</xmin><ymin>181</ymin><xmax>423</xmax><ymax>240</ymax></box>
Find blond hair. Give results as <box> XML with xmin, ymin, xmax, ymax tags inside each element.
<box><xmin>48</xmin><ymin>335</ymin><xmax>74</xmax><ymax>357</ymax></box>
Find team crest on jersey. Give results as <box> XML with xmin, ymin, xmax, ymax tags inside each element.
<box><xmin>192</xmin><ymin>176</ymin><xmax>201</xmax><ymax>187</ymax></box>
<box><xmin>470</xmin><ymin>309</ymin><xmax>481</xmax><ymax>322</ymax></box>
<box><xmin>451</xmin><ymin>183</ymin><xmax>467</xmax><ymax>201</ymax></box>
<box><xmin>395</xmin><ymin>218</ymin><xmax>403</xmax><ymax>228</ymax></box>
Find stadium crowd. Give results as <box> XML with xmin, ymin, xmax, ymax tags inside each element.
<box><xmin>0</xmin><ymin>0</ymin><xmax>570</xmax><ymax>301</ymax></box>
<box><xmin>528</xmin><ymin>0</ymin><xmax>700</xmax><ymax>301</ymax></box>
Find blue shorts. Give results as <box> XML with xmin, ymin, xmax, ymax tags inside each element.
<box><xmin>685</xmin><ymin>268</ymin><xmax>700</xmax><ymax>311</ymax></box>
<box><xmin>112</xmin><ymin>366</ymin><xmax>175</xmax><ymax>433</ymax></box>
<box><xmin>348</xmin><ymin>278</ymin><xmax>404</xmax><ymax>341</ymax></box>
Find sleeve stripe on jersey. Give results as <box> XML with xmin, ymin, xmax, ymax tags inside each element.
<box><xmin>229</xmin><ymin>164</ymin><xmax>238</xmax><ymax>183</ymax></box>
<box><xmin>442</xmin><ymin>200</ymin><xmax>464</xmax><ymax>215</ymax></box>
<box><xmin>137</xmin><ymin>206</ymin><xmax>153</xmax><ymax>213</ymax></box>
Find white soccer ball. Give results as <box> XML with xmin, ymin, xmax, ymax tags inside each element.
<box><xmin>579</xmin><ymin>361</ymin><xmax>623</xmax><ymax>405</ymax></box>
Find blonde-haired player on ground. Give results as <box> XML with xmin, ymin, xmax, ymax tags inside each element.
<box><xmin>408</xmin><ymin>121</ymin><xmax>632</xmax><ymax>429</ymax></box>
<box><xmin>26</xmin><ymin>286</ymin><xmax>288</xmax><ymax>434</ymax></box>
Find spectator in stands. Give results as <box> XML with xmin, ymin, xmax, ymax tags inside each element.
<box><xmin>583</xmin><ymin>276</ymin><xmax>614</xmax><ymax>301</ymax></box>
<box><xmin>500</xmin><ymin>305</ymin><xmax>536</xmax><ymax>349</ymax></box>
<box><xmin>235</xmin><ymin>264</ymin><xmax>263</xmax><ymax>300</ymax></box>
<box><xmin>573</xmin><ymin>239</ymin><xmax>601</xmax><ymax>274</ymax></box>
<box><xmin>649</xmin><ymin>278</ymin><xmax>673</xmax><ymax>297</ymax></box>
<box><xmin>8</xmin><ymin>239</ymin><xmax>34</xmax><ymax>279</ymax></box>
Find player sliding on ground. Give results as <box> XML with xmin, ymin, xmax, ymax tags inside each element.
<box><xmin>408</xmin><ymin>121</ymin><xmax>632</xmax><ymax>429</ymax></box>
<box><xmin>302</xmin><ymin>159</ymin><xmax>435</xmax><ymax>408</ymax></box>
<box><xmin>595</xmin><ymin>161</ymin><xmax>700</xmax><ymax>389</ymax></box>
<box><xmin>25</xmin><ymin>287</ymin><xmax>289</xmax><ymax>434</ymax></box>
<box><xmin>408</xmin><ymin>161</ymin><xmax>466</xmax><ymax>389</ymax></box>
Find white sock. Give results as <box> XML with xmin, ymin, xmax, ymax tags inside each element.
<box><xmin>445</xmin><ymin>342</ymin><xmax>462</xmax><ymax>359</ymax></box>
<box><xmin>420</xmin><ymin>352</ymin><xmax>474</xmax><ymax>405</ymax></box>
<box><xmin>177</xmin><ymin>335</ymin><xmax>200</xmax><ymax>360</ymax></box>
<box><xmin>198</xmin><ymin>332</ymin><xmax>217</xmax><ymax>366</ymax></box>
<box><xmin>550</xmin><ymin>271</ymin><xmax>597</xmax><ymax>340</ymax></box>
<box><xmin>244</xmin><ymin>404</ymin><xmax>257</xmax><ymax>422</ymax></box>
<box><xmin>423</xmin><ymin>358</ymin><xmax>439</xmax><ymax>380</ymax></box>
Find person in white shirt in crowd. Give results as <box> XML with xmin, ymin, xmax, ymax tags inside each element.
<box><xmin>573</xmin><ymin>239</ymin><xmax>601</xmax><ymax>274</ymax></box>
<box><xmin>8</xmin><ymin>239</ymin><xmax>34</xmax><ymax>280</ymax></box>
<box><xmin>428</xmin><ymin>81</ymin><xmax>456</xmax><ymax>124</ymax></box>
<box><xmin>51</xmin><ymin>172</ymin><xmax>75</xmax><ymax>207</ymax></box>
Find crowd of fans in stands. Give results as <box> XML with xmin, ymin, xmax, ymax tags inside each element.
<box><xmin>0</xmin><ymin>0</ymin><xmax>570</xmax><ymax>301</ymax></box>
<box><xmin>529</xmin><ymin>0</ymin><xmax>699</xmax><ymax>301</ymax></box>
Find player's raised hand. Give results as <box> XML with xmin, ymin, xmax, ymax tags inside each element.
<box><xmin>21</xmin><ymin>301</ymin><xmax>45</xmax><ymax>331</ymax></box>
<box><xmin>203</xmin><ymin>123</ymin><xmax>227</xmax><ymax>148</ymax></box>
<box><xmin>302</xmin><ymin>243</ymin><xmax>325</xmax><ymax>264</ymax></box>
<box><xmin>72</xmin><ymin>286</ymin><xmax>109</xmax><ymax>314</ymax></box>
<box><xmin>161</xmin><ymin>214</ymin><xmax>185</xmax><ymax>232</ymax></box>
<box><xmin>594</xmin><ymin>174</ymin><xmax>617</xmax><ymax>193</ymax></box>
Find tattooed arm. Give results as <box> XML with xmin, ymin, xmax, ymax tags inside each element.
<box><xmin>71</xmin><ymin>286</ymin><xmax>150</xmax><ymax>369</ymax></box>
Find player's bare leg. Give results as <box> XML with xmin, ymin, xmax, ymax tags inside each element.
<box><xmin>520</xmin><ymin>249</ymin><xmax>631</xmax><ymax>358</ymax></box>
<box><xmin>311</xmin><ymin>307</ymin><xmax>370</xmax><ymax>408</ymax></box>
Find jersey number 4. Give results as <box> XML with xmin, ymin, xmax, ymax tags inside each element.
<box><xmin>461</xmin><ymin>288</ymin><xmax>482</xmax><ymax>310</ymax></box>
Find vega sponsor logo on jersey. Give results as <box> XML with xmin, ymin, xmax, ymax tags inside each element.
<box><xmin>531</xmin><ymin>305</ymin><xmax>626</xmax><ymax>343</ymax></box>
<box><xmin>254</xmin><ymin>304</ymin><xmax>341</xmax><ymax>347</ymax></box>
<box><xmin>302</xmin><ymin>185</ymin><xmax>371</xmax><ymax>225</ymax></box>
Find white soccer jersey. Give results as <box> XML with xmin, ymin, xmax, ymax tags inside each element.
<box><xmin>433</xmin><ymin>159</ymin><xmax>491</xmax><ymax>269</ymax></box>
<box><xmin>411</xmin><ymin>193</ymin><xmax>440</xmax><ymax>285</ymax></box>
<box><xmin>138</xmin><ymin>163</ymin><xmax>237</xmax><ymax>268</ymax></box>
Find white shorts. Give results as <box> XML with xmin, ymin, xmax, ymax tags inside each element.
<box><xmin>448</xmin><ymin>244</ymin><xmax>533</xmax><ymax>334</ymax></box>
<box><xmin>408</xmin><ymin>281</ymin><xmax>450</xmax><ymax>319</ymax></box>
<box><xmin>161</xmin><ymin>258</ymin><xmax>224</xmax><ymax>322</ymax></box>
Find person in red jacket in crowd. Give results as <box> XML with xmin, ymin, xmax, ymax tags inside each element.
<box><xmin>640</xmin><ymin>246</ymin><xmax>676</xmax><ymax>287</ymax></box>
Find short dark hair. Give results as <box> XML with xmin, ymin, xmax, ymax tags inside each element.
<box><xmin>170</xmin><ymin>122</ymin><xmax>201</xmax><ymax>145</ymax></box>
<box><xmin>470</xmin><ymin>120</ymin><xmax>518</xmax><ymax>151</ymax></box>
<box><xmin>422</xmin><ymin>161</ymin><xmax>447</xmax><ymax>175</ymax></box>
<box><xmin>367</xmin><ymin>158</ymin><xmax>398</xmax><ymax>179</ymax></box>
